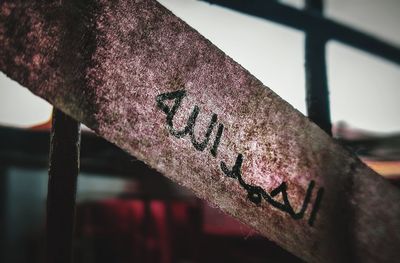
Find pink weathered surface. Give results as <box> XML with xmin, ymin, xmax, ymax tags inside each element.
<box><xmin>1</xmin><ymin>1</ymin><xmax>400</xmax><ymax>262</ymax></box>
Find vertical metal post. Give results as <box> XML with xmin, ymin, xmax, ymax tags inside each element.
<box><xmin>0</xmin><ymin>167</ymin><xmax>6</xmax><ymax>263</ymax></box>
<box><xmin>47</xmin><ymin>108</ymin><xmax>81</xmax><ymax>263</ymax></box>
<box><xmin>305</xmin><ymin>0</ymin><xmax>332</xmax><ymax>135</ymax></box>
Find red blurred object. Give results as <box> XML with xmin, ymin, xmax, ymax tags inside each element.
<box><xmin>30</xmin><ymin>118</ymin><xmax>52</xmax><ymax>131</ymax></box>
<box><xmin>74</xmin><ymin>198</ymin><xmax>302</xmax><ymax>263</ymax></box>
<box><xmin>75</xmin><ymin>199</ymin><xmax>202</xmax><ymax>263</ymax></box>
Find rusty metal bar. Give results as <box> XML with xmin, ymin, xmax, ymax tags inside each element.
<box><xmin>46</xmin><ymin>108</ymin><xmax>81</xmax><ymax>263</ymax></box>
<box><xmin>305</xmin><ymin>0</ymin><xmax>332</xmax><ymax>135</ymax></box>
<box><xmin>1</xmin><ymin>1</ymin><xmax>400</xmax><ymax>262</ymax></box>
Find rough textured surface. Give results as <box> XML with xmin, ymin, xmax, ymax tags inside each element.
<box><xmin>1</xmin><ymin>1</ymin><xmax>400</xmax><ymax>262</ymax></box>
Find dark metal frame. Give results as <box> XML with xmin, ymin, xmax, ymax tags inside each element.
<box><xmin>203</xmin><ymin>0</ymin><xmax>400</xmax><ymax>134</ymax></box>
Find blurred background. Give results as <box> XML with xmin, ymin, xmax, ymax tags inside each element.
<box><xmin>0</xmin><ymin>0</ymin><xmax>399</xmax><ymax>262</ymax></box>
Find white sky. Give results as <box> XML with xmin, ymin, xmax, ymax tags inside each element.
<box><xmin>0</xmin><ymin>0</ymin><xmax>399</xmax><ymax>133</ymax></box>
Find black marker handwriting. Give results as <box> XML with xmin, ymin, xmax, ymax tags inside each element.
<box><xmin>221</xmin><ymin>153</ymin><xmax>321</xmax><ymax>223</ymax></box>
<box><xmin>156</xmin><ymin>90</ymin><xmax>218</xmax><ymax>151</ymax></box>
<box><xmin>156</xmin><ymin>90</ymin><xmax>324</xmax><ymax>226</ymax></box>
<box><xmin>210</xmin><ymin>123</ymin><xmax>224</xmax><ymax>157</ymax></box>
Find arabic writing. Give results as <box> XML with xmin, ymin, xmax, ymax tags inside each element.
<box><xmin>156</xmin><ymin>90</ymin><xmax>324</xmax><ymax>226</ymax></box>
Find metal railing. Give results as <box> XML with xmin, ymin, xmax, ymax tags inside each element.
<box><xmin>202</xmin><ymin>0</ymin><xmax>400</xmax><ymax>134</ymax></box>
<box><xmin>46</xmin><ymin>1</ymin><xmax>400</xmax><ymax>262</ymax></box>
<box><xmin>3</xmin><ymin>1</ymin><xmax>400</xmax><ymax>262</ymax></box>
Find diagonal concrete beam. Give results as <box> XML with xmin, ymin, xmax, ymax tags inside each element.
<box><xmin>1</xmin><ymin>1</ymin><xmax>399</xmax><ymax>262</ymax></box>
